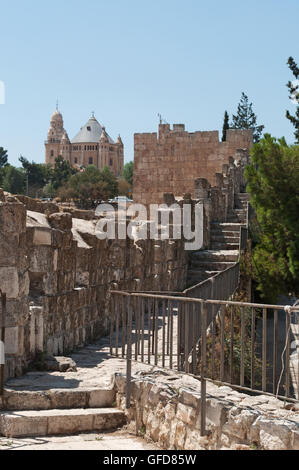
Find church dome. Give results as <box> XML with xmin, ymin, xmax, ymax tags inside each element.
<box><xmin>72</xmin><ymin>114</ymin><xmax>114</xmax><ymax>144</ymax></box>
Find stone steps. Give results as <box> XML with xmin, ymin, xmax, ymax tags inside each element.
<box><xmin>211</xmin><ymin>233</ymin><xmax>240</xmax><ymax>242</ymax></box>
<box><xmin>1</xmin><ymin>387</ymin><xmax>116</xmax><ymax>411</ymax></box>
<box><xmin>210</xmin><ymin>242</ymin><xmax>239</xmax><ymax>251</ymax></box>
<box><xmin>227</xmin><ymin>210</ymin><xmax>247</xmax><ymax>223</ymax></box>
<box><xmin>0</xmin><ymin>408</ymin><xmax>126</xmax><ymax>438</ymax></box>
<box><xmin>191</xmin><ymin>250</ymin><xmax>239</xmax><ymax>263</ymax></box>
<box><xmin>186</xmin><ymin>270</ymin><xmax>220</xmax><ymax>284</ymax></box>
<box><xmin>189</xmin><ymin>261</ymin><xmax>236</xmax><ymax>271</ymax></box>
<box><xmin>211</xmin><ymin>222</ymin><xmax>243</xmax><ymax>233</ymax></box>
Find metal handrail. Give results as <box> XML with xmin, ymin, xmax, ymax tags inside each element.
<box><xmin>111</xmin><ymin>290</ymin><xmax>299</xmax><ymax>312</ymax></box>
<box><xmin>0</xmin><ymin>290</ymin><xmax>6</xmax><ymax>396</ymax></box>
<box><xmin>109</xmin><ymin>290</ymin><xmax>299</xmax><ymax>437</ymax></box>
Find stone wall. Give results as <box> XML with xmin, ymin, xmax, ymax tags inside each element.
<box><xmin>1</xmin><ymin>194</ymin><xmax>188</xmax><ymax>379</ymax></box>
<box><xmin>115</xmin><ymin>371</ymin><xmax>299</xmax><ymax>450</ymax></box>
<box><xmin>134</xmin><ymin>123</ymin><xmax>253</xmax><ymax>206</ymax></box>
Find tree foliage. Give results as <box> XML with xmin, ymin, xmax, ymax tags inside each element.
<box><xmin>19</xmin><ymin>156</ymin><xmax>52</xmax><ymax>197</ymax></box>
<box><xmin>58</xmin><ymin>166</ymin><xmax>115</xmax><ymax>208</ymax></box>
<box><xmin>0</xmin><ymin>147</ymin><xmax>8</xmax><ymax>168</ymax></box>
<box><xmin>286</xmin><ymin>56</ymin><xmax>299</xmax><ymax>143</ymax></box>
<box><xmin>122</xmin><ymin>161</ymin><xmax>134</xmax><ymax>187</ymax></box>
<box><xmin>245</xmin><ymin>134</ymin><xmax>299</xmax><ymax>302</ymax></box>
<box><xmin>1</xmin><ymin>165</ymin><xmax>25</xmax><ymax>194</ymax></box>
<box><xmin>51</xmin><ymin>156</ymin><xmax>77</xmax><ymax>190</ymax></box>
<box><xmin>99</xmin><ymin>166</ymin><xmax>118</xmax><ymax>199</ymax></box>
<box><xmin>118</xmin><ymin>178</ymin><xmax>131</xmax><ymax>197</ymax></box>
<box><xmin>222</xmin><ymin>111</ymin><xmax>230</xmax><ymax>142</ymax></box>
<box><xmin>231</xmin><ymin>92</ymin><xmax>264</xmax><ymax>143</ymax></box>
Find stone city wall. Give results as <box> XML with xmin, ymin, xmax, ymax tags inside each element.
<box><xmin>115</xmin><ymin>371</ymin><xmax>299</xmax><ymax>450</ymax></box>
<box><xmin>0</xmin><ymin>190</ymin><xmax>188</xmax><ymax>379</ymax></box>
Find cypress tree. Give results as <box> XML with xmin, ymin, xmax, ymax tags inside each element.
<box><xmin>222</xmin><ymin>111</ymin><xmax>230</xmax><ymax>142</ymax></box>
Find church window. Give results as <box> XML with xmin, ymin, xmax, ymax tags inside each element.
<box><xmin>75</xmin><ymin>158</ymin><xmax>78</xmax><ymax>164</ymax></box>
<box><xmin>110</xmin><ymin>159</ymin><xmax>113</xmax><ymax>166</ymax></box>
<box><xmin>87</xmin><ymin>126</ymin><xmax>91</xmax><ymax>131</ymax></box>
<box><xmin>89</xmin><ymin>157</ymin><xmax>93</xmax><ymax>165</ymax></box>
<box><xmin>51</xmin><ymin>150</ymin><xmax>54</xmax><ymax>157</ymax></box>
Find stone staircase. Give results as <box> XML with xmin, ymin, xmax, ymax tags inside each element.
<box><xmin>0</xmin><ymin>387</ymin><xmax>125</xmax><ymax>438</ymax></box>
<box><xmin>187</xmin><ymin>197</ymin><xmax>248</xmax><ymax>287</ymax></box>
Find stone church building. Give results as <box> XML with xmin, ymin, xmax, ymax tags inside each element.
<box><xmin>45</xmin><ymin>107</ymin><xmax>124</xmax><ymax>176</ymax></box>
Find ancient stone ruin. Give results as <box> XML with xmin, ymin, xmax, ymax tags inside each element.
<box><xmin>0</xmin><ymin>122</ymin><xmax>298</xmax><ymax>451</ymax></box>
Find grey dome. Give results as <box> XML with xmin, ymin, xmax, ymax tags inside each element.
<box><xmin>71</xmin><ymin>114</ymin><xmax>114</xmax><ymax>144</ymax></box>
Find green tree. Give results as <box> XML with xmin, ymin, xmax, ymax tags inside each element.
<box><xmin>19</xmin><ymin>156</ymin><xmax>52</xmax><ymax>197</ymax></box>
<box><xmin>100</xmin><ymin>166</ymin><xmax>118</xmax><ymax>199</ymax></box>
<box><xmin>222</xmin><ymin>111</ymin><xmax>230</xmax><ymax>142</ymax></box>
<box><xmin>286</xmin><ymin>56</ymin><xmax>299</xmax><ymax>143</ymax></box>
<box><xmin>122</xmin><ymin>161</ymin><xmax>134</xmax><ymax>187</ymax></box>
<box><xmin>245</xmin><ymin>134</ymin><xmax>299</xmax><ymax>302</ymax></box>
<box><xmin>51</xmin><ymin>156</ymin><xmax>77</xmax><ymax>191</ymax></box>
<box><xmin>231</xmin><ymin>92</ymin><xmax>264</xmax><ymax>143</ymax></box>
<box><xmin>59</xmin><ymin>166</ymin><xmax>108</xmax><ymax>208</ymax></box>
<box><xmin>1</xmin><ymin>165</ymin><xmax>26</xmax><ymax>194</ymax></box>
<box><xmin>118</xmin><ymin>178</ymin><xmax>131</xmax><ymax>197</ymax></box>
<box><xmin>0</xmin><ymin>147</ymin><xmax>8</xmax><ymax>168</ymax></box>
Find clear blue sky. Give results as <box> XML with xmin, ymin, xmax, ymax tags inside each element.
<box><xmin>0</xmin><ymin>0</ymin><xmax>298</xmax><ymax>166</ymax></box>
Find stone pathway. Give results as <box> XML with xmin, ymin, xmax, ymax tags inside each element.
<box><xmin>0</xmin><ymin>430</ymin><xmax>158</xmax><ymax>451</ymax></box>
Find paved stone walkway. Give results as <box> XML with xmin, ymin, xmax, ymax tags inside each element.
<box><xmin>0</xmin><ymin>430</ymin><xmax>158</xmax><ymax>451</ymax></box>
<box><xmin>4</xmin><ymin>308</ymin><xmax>180</xmax><ymax>393</ymax></box>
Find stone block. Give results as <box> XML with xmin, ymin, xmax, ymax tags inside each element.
<box><xmin>176</xmin><ymin>402</ymin><xmax>197</xmax><ymax>425</ymax></box>
<box><xmin>48</xmin><ymin>212</ymin><xmax>72</xmax><ymax>231</ymax></box>
<box><xmin>33</xmin><ymin>227</ymin><xmax>52</xmax><ymax>246</ymax></box>
<box><xmin>5</xmin><ymin>327</ymin><xmax>19</xmax><ymax>355</ymax></box>
<box><xmin>88</xmin><ymin>389</ymin><xmax>115</xmax><ymax>408</ymax></box>
<box><xmin>0</xmin><ymin>267</ymin><xmax>19</xmax><ymax>299</ymax></box>
<box><xmin>0</xmin><ymin>413</ymin><xmax>48</xmax><ymax>437</ymax></box>
<box><xmin>47</xmin><ymin>413</ymin><xmax>93</xmax><ymax>435</ymax></box>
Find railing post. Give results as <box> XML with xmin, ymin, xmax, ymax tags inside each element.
<box><xmin>0</xmin><ymin>292</ymin><xmax>6</xmax><ymax>396</ymax></box>
<box><xmin>126</xmin><ymin>295</ymin><xmax>133</xmax><ymax>409</ymax></box>
<box><xmin>200</xmin><ymin>301</ymin><xmax>207</xmax><ymax>437</ymax></box>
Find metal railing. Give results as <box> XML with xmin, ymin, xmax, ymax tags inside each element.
<box><xmin>109</xmin><ymin>291</ymin><xmax>299</xmax><ymax>435</ymax></box>
<box><xmin>0</xmin><ymin>290</ymin><xmax>6</xmax><ymax>396</ymax></box>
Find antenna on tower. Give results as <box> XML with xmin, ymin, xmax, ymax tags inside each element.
<box><xmin>56</xmin><ymin>98</ymin><xmax>59</xmax><ymax>110</ymax></box>
<box><xmin>158</xmin><ymin>113</ymin><xmax>168</xmax><ymax>125</ymax></box>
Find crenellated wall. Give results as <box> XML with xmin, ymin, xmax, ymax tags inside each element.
<box><xmin>134</xmin><ymin>123</ymin><xmax>253</xmax><ymax>206</ymax></box>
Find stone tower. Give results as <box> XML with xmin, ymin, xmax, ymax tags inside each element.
<box><xmin>45</xmin><ymin>107</ymin><xmax>68</xmax><ymax>166</ymax></box>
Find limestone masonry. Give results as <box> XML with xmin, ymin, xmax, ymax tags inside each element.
<box><xmin>0</xmin><ymin>191</ymin><xmax>187</xmax><ymax>379</ymax></box>
<box><xmin>133</xmin><ymin>123</ymin><xmax>253</xmax><ymax>205</ymax></box>
<box><xmin>45</xmin><ymin>108</ymin><xmax>124</xmax><ymax>176</ymax></box>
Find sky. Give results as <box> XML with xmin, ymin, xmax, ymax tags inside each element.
<box><xmin>0</xmin><ymin>0</ymin><xmax>298</xmax><ymax>166</ymax></box>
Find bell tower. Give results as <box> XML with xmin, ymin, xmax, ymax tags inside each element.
<box><xmin>45</xmin><ymin>104</ymin><xmax>65</xmax><ymax>167</ymax></box>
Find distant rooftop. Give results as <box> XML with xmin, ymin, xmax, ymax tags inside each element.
<box><xmin>71</xmin><ymin>113</ymin><xmax>114</xmax><ymax>144</ymax></box>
